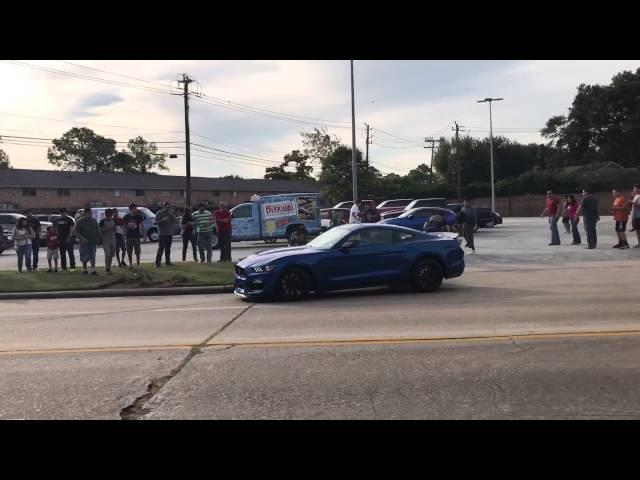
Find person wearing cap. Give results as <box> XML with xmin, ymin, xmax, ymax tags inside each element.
<box><xmin>576</xmin><ymin>188</ymin><xmax>599</xmax><ymax>249</ymax></box>
<box><xmin>154</xmin><ymin>201</ymin><xmax>178</xmax><ymax>267</ymax></box>
<box><xmin>123</xmin><ymin>203</ymin><xmax>143</xmax><ymax>269</ymax></box>
<box><xmin>540</xmin><ymin>190</ymin><xmax>561</xmax><ymax>246</ymax></box>
<box><xmin>54</xmin><ymin>207</ymin><xmax>76</xmax><ymax>271</ymax></box>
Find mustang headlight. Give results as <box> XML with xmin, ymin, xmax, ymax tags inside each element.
<box><xmin>252</xmin><ymin>264</ymin><xmax>277</xmax><ymax>273</ymax></box>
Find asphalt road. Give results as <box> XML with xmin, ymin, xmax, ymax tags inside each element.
<box><xmin>1</xmin><ymin>239</ymin><xmax>639</xmax><ymax>418</ymax></box>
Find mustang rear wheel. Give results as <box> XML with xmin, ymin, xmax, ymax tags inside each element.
<box><xmin>410</xmin><ymin>258</ymin><xmax>443</xmax><ymax>293</ymax></box>
<box><xmin>277</xmin><ymin>268</ymin><xmax>310</xmax><ymax>301</ymax></box>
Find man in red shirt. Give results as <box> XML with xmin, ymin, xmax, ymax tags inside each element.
<box><xmin>540</xmin><ymin>190</ymin><xmax>561</xmax><ymax>246</ymax></box>
<box><xmin>214</xmin><ymin>201</ymin><xmax>233</xmax><ymax>262</ymax></box>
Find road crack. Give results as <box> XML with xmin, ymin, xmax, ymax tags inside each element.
<box><xmin>119</xmin><ymin>305</ymin><xmax>253</xmax><ymax>420</ymax></box>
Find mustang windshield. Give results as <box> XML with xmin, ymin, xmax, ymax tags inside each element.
<box><xmin>307</xmin><ymin>226</ymin><xmax>351</xmax><ymax>249</ymax></box>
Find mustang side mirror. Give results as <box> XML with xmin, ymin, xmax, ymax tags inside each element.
<box><xmin>340</xmin><ymin>240</ymin><xmax>359</xmax><ymax>251</ymax></box>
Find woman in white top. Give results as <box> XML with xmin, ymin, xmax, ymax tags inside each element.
<box><xmin>13</xmin><ymin>217</ymin><xmax>35</xmax><ymax>273</ymax></box>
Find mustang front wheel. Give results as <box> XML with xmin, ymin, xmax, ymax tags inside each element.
<box><xmin>277</xmin><ymin>268</ymin><xmax>310</xmax><ymax>301</ymax></box>
<box><xmin>410</xmin><ymin>259</ymin><xmax>443</xmax><ymax>293</ymax></box>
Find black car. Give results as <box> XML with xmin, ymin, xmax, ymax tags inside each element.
<box><xmin>0</xmin><ymin>230</ymin><xmax>11</xmax><ymax>254</ymax></box>
<box><xmin>446</xmin><ymin>204</ymin><xmax>503</xmax><ymax>232</ymax></box>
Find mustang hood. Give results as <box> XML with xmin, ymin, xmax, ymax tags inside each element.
<box><xmin>238</xmin><ymin>245</ymin><xmax>319</xmax><ymax>267</ymax></box>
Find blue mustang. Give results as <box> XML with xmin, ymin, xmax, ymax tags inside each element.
<box><xmin>234</xmin><ymin>224</ymin><xmax>465</xmax><ymax>301</ymax></box>
<box><xmin>379</xmin><ymin>207</ymin><xmax>457</xmax><ymax>232</ymax></box>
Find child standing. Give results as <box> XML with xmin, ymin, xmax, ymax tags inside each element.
<box><xmin>46</xmin><ymin>225</ymin><xmax>60</xmax><ymax>272</ymax></box>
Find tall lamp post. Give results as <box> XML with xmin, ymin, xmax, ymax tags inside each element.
<box><xmin>350</xmin><ymin>60</ymin><xmax>358</xmax><ymax>203</ymax></box>
<box><xmin>476</xmin><ymin>97</ymin><xmax>503</xmax><ymax>212</ymax></box>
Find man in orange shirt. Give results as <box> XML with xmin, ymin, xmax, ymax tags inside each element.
<box><xmin>611</xmin><ymin>188</ymin><xmax>630</xmax><ymax>249</ymax></box>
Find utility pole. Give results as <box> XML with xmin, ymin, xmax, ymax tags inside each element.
<box><xmin>452</xmin><ymin>121</ymin><xmax>466</xmax><ymax>201</ymax></box>
<box><xmin>477</xmin><ymin>97</ymin><xmax>503</xmax><ymax>212</ymax></box>
<box><xmin>424</xmin><ymin>137</ymin><xmax>440</xmax><ymax>185</ymax></box>
<box><xmin>364</xmin><ymin>123</ymin><xmax>370</xmax><ymax>168</ymax></box>
<box><xmin>350</xmin><ymin>60</ymin><xmax>358</xmax><ymax>203</ymax></box>
<box><xmin>178</xmin><ymin>74</ymin><xmax>194</xmax><ymax>209</ymax></box>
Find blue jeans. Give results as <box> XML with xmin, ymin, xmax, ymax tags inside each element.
<box><xmin>549</xmin><ymin>216</ymin><xmax>560</xmax><ymax>245</ymax></box>
<box><xmin>197</xmin><ymin>231</ymin><xmax>213</xmax><ymax>263</ymax></box>
<box><xmin>570</xmin><ymin>217</ymin><xmax>581</xmax><ymax>244</ymax></box>
<box><xmin>17</xmin><ymin>244</ymin><xmax>32</xmax><ymax>272</ymax></box>
<box><xmin>583</xmin><ymin>217</ymin><xmax>598</xmax><ymax>247</ymax></box>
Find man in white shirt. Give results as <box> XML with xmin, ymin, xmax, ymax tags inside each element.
<box><xmin>631</xmin><ymin>184</ymin><xmax>640</xmax><ymax>248</ymax></box>
<box><xmin>349</xmin><ymin>200</ymin><xmax>363</xmax><ymax>224</ymax></box>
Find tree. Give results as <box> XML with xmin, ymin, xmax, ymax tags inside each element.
<box><xmin>541</xmin><ymin>68</ymin><xmax>640</xmax><ymax>168</ymax></box>
<box><xmin>407</xmin><ymin>164</ymin><xmax>433</xmax><ymax>185</ymax></box>
<box><xmin>47</xmin><ymin>127</ymin><xmax>117</xmax><ymax>172</ymax></box>
<box><xmin>264</xmin><ymin>150</ymin><xmax>314</xmax><ymax>181</ymax></box>
<box><xmin>123</xmin><ymin>136</ymin><xmax>168</xmax><ymax>174</ymax></box>
<box><xmin>301</xmin><ymin>127</ymin><xmax>341</xmax><ymax>165</ymax></box>
<box><xmin>318</xmin><ymin>145</ymin><xmax>380</xmax><ymax>204</ymax></box>
<box><xmin>0</xmin><ymin>149</ymin><xmax>10</xmax><ymax>169</ymax></box>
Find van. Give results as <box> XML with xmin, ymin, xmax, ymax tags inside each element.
<box><xmin>75</xmin><ymin>206</ymin><xmax>159</xmax><ymax>241</ymax></box>
<box><xmin>231</xmin><ymin>193</ymin><xmax>321</xmax><ymax>244</ymax></box>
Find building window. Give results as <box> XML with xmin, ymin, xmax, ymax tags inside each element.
<box><xmin>212</xmin><ymin>191</ymin><xmax>220</xmax><ymax>197</ymax></box>
<box><xmin>179</xmin><ymin>190</ymin><xmax>185</xmax><ymax>197</ymax></box>
<box><xmin>232</xmin><ymin>191</ymin><xmax>238</xmax><ymax>198</ymax></box>
<box><xmin>162</xmin><ymin>190</ymin><xmax>170</xmax><ymax>196</ymax></box>
<box><xmin>114</xmin><ymin>189</ymin><xmax>121</xmax><ymax>197</ymax></box>
<box><xmin>22</xmin><ymin>188</ymin><xmax>36</xmax><ymax>197</ymax></box>
<box><xmin>57</xmin><ymin>188</ymin><xmax>70</xmax><ymax>197</ymax></box>
<box><xmin>135</xmin><ymin>189</ymin><xmax>145</xmax><ymax>197</ymax></box>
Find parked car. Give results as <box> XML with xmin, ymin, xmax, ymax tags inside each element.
<box><xmin>403</xmin><ymin>198</ymin><xmax>448</xmax><ymax>211</ymax></box>
<box><xmin>0</xmin><ymin>213</ymin><xmax>52</xmax><ymax>246</ymax></box>
<box><xmin>476</xmin><ymin>207</ymin><xmax>503</xmax><ymax>228</ymax></box>
<box><xmin>447</xmin><ymin>204</ymin><xmax>503</xmax><ymax>232</ymax></box>
<box><xmin>380</xmin><ymin>210</ymin><xmax>405</xmax><ymax>220</ymax></box>
<box><xmin>234</xmin><ymin>223</ymin><xmax>465</xmax><ymax>301</ymax></box>
<box><xmin>320</xmin><ymin>208</ymin><xmax>350</xmax><ymax>231</ymax></box>
<box><xmin>0</xmin><ymin>230</ymin><xmax>11</xmax><ymax>254</ymax></box>
<box><xmin>376</xmin><ymin>199</ymin><xmax>414</xmax><ymax>214</ymax></box>
<box><xmin>379</xmin><ymin>207</ymin><xmax>457</xmax><ymax>232</ymax></box>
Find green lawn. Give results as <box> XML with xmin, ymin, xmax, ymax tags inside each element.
<box><xmin>0</xmin><ymin>262</ymin><xmax>236</xmax><ymax>293</ymax></box>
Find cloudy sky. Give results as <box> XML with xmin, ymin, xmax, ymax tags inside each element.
<box><xmin>1</xmin><ymin>60</ymin><xmax>639</xmax><ymax>178</ymax></box>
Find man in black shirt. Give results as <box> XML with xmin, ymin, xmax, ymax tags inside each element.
<box><xmin>123</xmin><ymin>203</ymin><xmax>143</xmax><ymax>269</ymax></box>
<box><xmin>576</xmin><ymin>188</ymin><xmax>600</xmax><ymax>249</ymax></box>
<box><xmin>54</xmin><ymin>207</ymin><xmax>76</xmax><ymax>271</ymax></box>
<box><xmin>24</xmin><ymin>210</ymin><xmax>41</xmax><ymax>271</ymax></box>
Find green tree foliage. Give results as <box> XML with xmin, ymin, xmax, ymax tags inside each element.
<box><xmin>318</xmin><ymin>145</ymin><xmax>380</xmax><ymax>204</ymax></box>
<box><xmin>47</xmin><ymin>127</ymin><xmax>117</xmax><ymax>172</ymax></box>
<box><xmin>264</xmin><ymin>150</ymin><xmax>314</xmax><ymax>181</ymax></box>
<box><xmin>301</xmin><ymin>127</ymin><xmax>341</xmax><ymax>164</ymax></box>
<box><xmin>0</xmin><ymin>149</ymin><xmax>10</xmax><ymax>169</ymax></box>
<box><xmin>541</xmin><ymin>68</ymin><xmax>640</xmax><ymax>168</ymax></box>
<box><xmin>123</xmin><ymin>136</ymin><xmax>168</xmax><ymax>174</ymax></box>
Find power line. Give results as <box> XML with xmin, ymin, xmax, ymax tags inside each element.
<box><xmin>56</xmin><ymin>61</ymin><xmax>172</xmax><ymax>90</ymax></box>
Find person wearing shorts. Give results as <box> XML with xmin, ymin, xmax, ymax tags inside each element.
<box><xmin>75</xmin><ymin>207</ymin><xmax>99</xmax><ymax>275</ymax></box>
<box><xmin>123</xmin><ymin>203</ymin><xmax>143</xmax><ymax>269</ymax></box>
<box><xmin>611</xmin><ymin>188</ymin><xmax>630</xmax><ymax>249</ymax></box>
<box><xmin>45</xmin><ymin>226</ymin><xmax>59</xmax><ymax>272</ymax></box>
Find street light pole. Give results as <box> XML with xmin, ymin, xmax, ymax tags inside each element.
<box><xmin>350</xmin><ymin>60</ymin><xmax>358</xmax><ymax>203</ymax></box>
<box><xmin>477</xmin><ymin>97</ymin><xmax>503</xmax><ymax>212</ymax></box>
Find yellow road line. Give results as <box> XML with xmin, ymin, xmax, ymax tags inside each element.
<box><xmin>5</xmin><ymin>329</ymin><xmax>640</xmax><ymax>356</ymax></box>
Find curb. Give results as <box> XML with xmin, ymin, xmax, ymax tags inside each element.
<box><xmin>0</xmin><ymin>285</ymin><xmax>235</xmax><ymax>300</ymax></box>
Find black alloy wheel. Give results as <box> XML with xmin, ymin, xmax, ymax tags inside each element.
<box><xmin>410</xmin><ymin>258</ymin><xmax>444</xmax><ymax>293</ymax></box>
<box><xmin>277</xmin><ymin>268</ymin><xmax>310</xmax><ymax>301</ymax></box>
